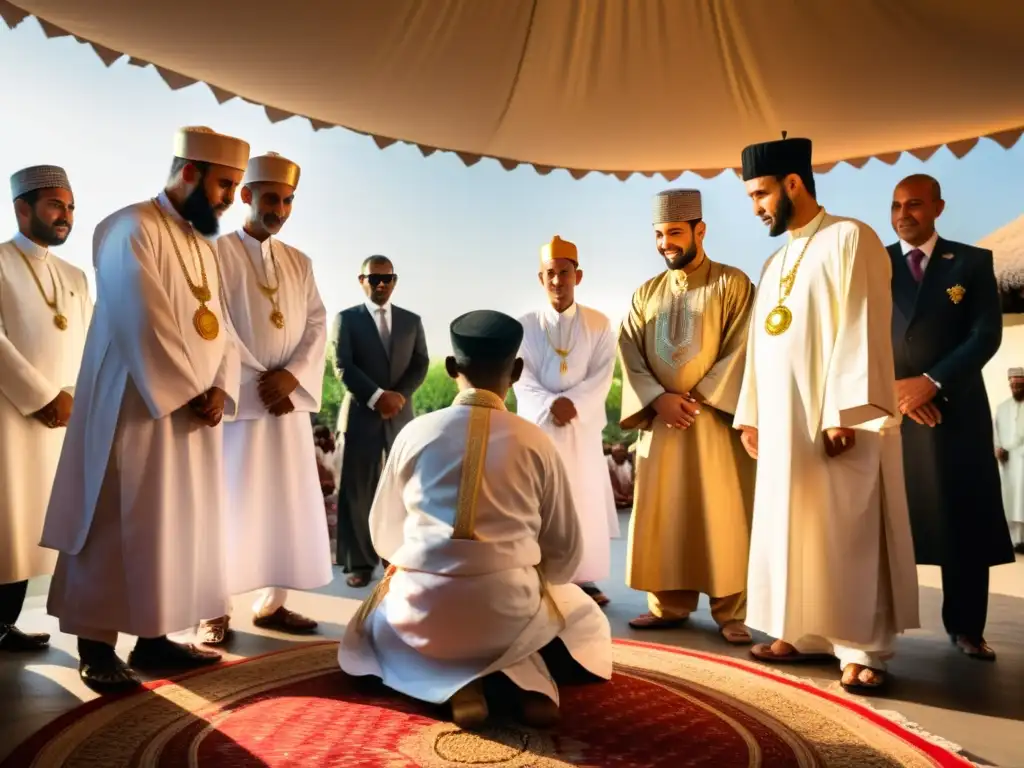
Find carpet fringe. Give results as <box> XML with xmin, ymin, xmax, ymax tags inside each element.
<box><xmin>746</xmin><ymin>662</ymin><xmax>973</xmax><ymax>763</ymax></box>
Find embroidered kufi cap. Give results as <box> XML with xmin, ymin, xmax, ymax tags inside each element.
<box><xmin>652</xmin><ymin>189</ymin><xmax>702</xmax><ymax>224</ymax></box>
<box><xmin>540</xmin><ymin>235</ymin><xmax>578</xmax><ymax>266</ymax></box>
<box><xmin>244</xmin><ymin>151</ymin><xmax>301</xmax><ymax>188</ymax></box>
<box><xmin>173</xmin><ymin>126</ymin><xmax>250</xmax><ymax>171</ymax></box>
<box><xmin>1008</xmin><ymin>367</ymin><xmax>1024</xmax><ymax>378</ymax></box>
<box><xmin>10</xmin><ymin>165</ymin><xmax>71</xmax><ymax>199</ymax></box>
<box><xmin>741</xmin><ymin>134</ymin><xmax>813</xmax><ymax>181</ymax></box>
<box><xmin>450</xmin><ymin>310</ymin><xmax>523</xmax><ymax>363</ymax></box>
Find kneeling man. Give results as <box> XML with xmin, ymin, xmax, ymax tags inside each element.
<box><xmin>338</xmin><ymin>310</ymin><xmax>612</xmax><ymax>729</ymax></box>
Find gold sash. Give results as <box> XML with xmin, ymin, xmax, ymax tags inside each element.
<box><xmin>352</xmin><ymin>389</ymin><xmax>505</xmax><ymax>635</ymax></box>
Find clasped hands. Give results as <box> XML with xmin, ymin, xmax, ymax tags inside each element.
<box><xmin>188</xmin><ymin>387</ymin><xmax>227</xmax><ymax>427</ymax></box>
<box><xmin>374</xmin><ymin>390</ymin><xmax>406</xmax><ymax>420</ymax></box>
<box><xmin>550</xmin><ymin>397</ymin><xmax>577</xmax><ymax>427</ymax></box>
<box><xmin>258</xmin><ymin>369</ymin><xmax>300</xmax><ymax>417</ymax></box>
<box><xmin>32</xmin><ymin>390</ymin><xmax>73</xmax><ymax>429</ymax></box>
<box><xmin>737</xmin><ymin>426</ymin><xmax>856</xmax><ymax>460</ymax></box>
<box><xmin>896</xmin><ymin>375</ymin><xmax>942</xmax><ymax>427</ymax></box>
<box><xmin>653</xmin><ymin>392</ymin><xmax>701</xmax><ymax>430</ymax></box>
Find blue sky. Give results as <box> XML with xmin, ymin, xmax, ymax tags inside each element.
<box><xmin>2</xmin><ymin>18</ymin><xmax>1022</xmax><ymax>355</ymax></box>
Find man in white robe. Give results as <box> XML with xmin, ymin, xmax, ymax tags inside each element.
<box><xmin>197</xmin><ymin>152</ymin><xmax>329</xmax><ymax>644</ymax></box>
<box><xmin>1</xmin><ymin>166</ymin><xmax>92</xmax><ymax>652</ymax></box>
<box><xmin>994</xmin><ymin>368</ymin><xmax>1024</xmax><ymax>554</ymax></box>
<box><xmin>41</xmin><ymin>127</ymin><xmax>248</xmax><ymax>690</ymax></box>
<box><xmin>339</xmin><ymin>310</ymin><xmax>612</xmax><ymax>730</ymax></box>
<box><xmin>514</xmin><ymin>235</ymin><xmax>618</xmax><ymax>606</ymax></box>
<box><xmin>733</xmin><ymin>136</ymin><xmax>920</xmax><ymax>693</ymax></box>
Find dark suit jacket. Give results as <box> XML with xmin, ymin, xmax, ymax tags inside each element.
<box><xmin>888</xmin><ymin>237</ymin><xmax>1013</xmax><ymax>567</ymax></box>
<box><xmin>334</xmin><ymin>303</ymin><xmax>429</xmax><ymax>451</ymax></box>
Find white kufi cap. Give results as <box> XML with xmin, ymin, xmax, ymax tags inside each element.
<box><xmin>173</xmin><ymin>126</ymin><xmax>250</xmax><ymax>171</ymax></box>
<box><xmin>244</xmin><ymin>151</ymin><xmax>301</xmax><ymax>188</ymax></box>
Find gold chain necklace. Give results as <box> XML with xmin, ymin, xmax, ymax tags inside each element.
<box><xmin>543</xmin><ymin>307</ymin><xmax>579</xmax><ymax>375</ymax></box>
<box><xmin>13</xmin><ymin>244</ymin><xmax>68</xmax><ymax>330</ymax></box>
<box><xmin>764</xmin><ymin>214</ymin><xmax>825</xmax><ymax>336</ymax></box>
<box><xmin>244</xmin><ymin>237</ymin><xmax>285</xmax><ymax>329</ymax></box>
<box><xmin>151</xmin><ymin>200</ymin><xmax>219</xmax><ymax>341</ymax></box>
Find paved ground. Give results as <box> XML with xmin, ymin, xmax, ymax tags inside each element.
<box><xmin>1</xmin><ymin>512</ymin><xmax>1022</xmax><ymax>766</ymax></box>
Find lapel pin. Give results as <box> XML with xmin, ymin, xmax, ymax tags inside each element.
<box><xmin>947</xmin><ymin>284</ymin><xmax>966</xmax><ymax>304</ymax></box>
<box><xmin>941</xmin><ymin>252</ymin><xmax>954</xmax><ymax>260</ymax></box>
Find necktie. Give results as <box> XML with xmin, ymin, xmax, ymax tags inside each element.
<box><xmin>377</xmin><ymin>308</ymin><xmax>391</xmax><ymax>356</ymax></box>
<box><xmin>907</xmin><ymin>249</ymin><xmax>925</xmax><ymax>283</ymax></box>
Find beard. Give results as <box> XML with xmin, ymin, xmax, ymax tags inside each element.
<box><xmin>1013</xmin><ymin>389</ymin><xmax>1024</xmax><ymax>402</ymax></box>
<box><xmin>768</xmin><ymin>190</ymin><xmax>795</xmax><ymax>237</ymax></box>
<box><xmin>180</xmin><ymin>180</ymin><xmax>220</xmax><ymax>237</ymax></box>
<box><xmin>30</xmin><ymin>212</ymin><xmax>71</xmax><ymax>246</ymax></box>
<box><xmin>661</xmin><ymin>242</ymin><xmax>698</xmax><ymax>271</ymax></box>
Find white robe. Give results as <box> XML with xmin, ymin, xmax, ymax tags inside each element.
<box><xmin>994</xmin><ymin>397</ymin><xmax>1024</xmax><ymax>542</ymax></box>
<box><xmin>217</xmin><ymin>229</ymin><xmax>331</xmax><ymax>595</ymax></box>
<box><xmin>339</xmin><ymin>397</ymin><xmax>612</xmax><ymax>705</ymax></box>
<box><xmin>42</xmin><ymin>192</ymin><xmax>240</xmax><ymax>640</ymax></box>
<box><xmin>0</xmin><ymin>234</ymin><xmax>92</xmax><ymax>584</ymax></box>
<box><xmin>734</xmin><ymin>210</ymin><xmax>920</xmax><ymax>651</ymax></box>
<box><xmin>513</xmin><ymin>302</ymin><xmax>619</xmax><ymax>583</ymax></box>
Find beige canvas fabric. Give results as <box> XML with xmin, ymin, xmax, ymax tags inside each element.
<box><xmin>2</xmin><ymin>0</ymin><xmax>1022</xmax><ymax>178</ymax></box>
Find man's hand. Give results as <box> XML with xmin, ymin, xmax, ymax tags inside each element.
<box><xmin>550</xmin><ymin>397</ymin><xmax>578</xmax><ymax>427</ymax></box>
<box><xmin>258</xmin><ymin>369</ymin><xmax>300</xmax><ymax>407</ymax></box>
<box><xmin>268</xmin><ymin>396</ymin><xmax>296</xmax><ymax>417</ymax></box>
<box><xmin>189</xmin><ymin>387</ymin><xmax>227</xmax><ymax>428</ymax></box>
<box><xmin>739</xmin><ymin>426</ymin><xmax>758</xmax><ymax>459</ymax></box>
<box><xmin>823</xmin><ymin>427</ymin><xmax>856</xmax><ymax>457</ymax></box>
<box><xmin>897</xmin><ymin>376</ymin><xmax>939</xmax><ymax>414</ymax></box>
<box><xmin>33</xmin><ymin>390</ymin><xmax>74</xmax><ymax>428</ymax></box>
<box><xmin>996</xmin><ymin>447</ymin><xmax>1010</xmax><ymax>463</ymax></box>
<box><xmin>653</xmin><ymin>392</ymin><xmax>700</xmax><ymax>430</ymax></box>
<box><xmin>906</xmin><ymin>401</ymin><xmax>943</xmax><ymax>427</ymax></box>
<box><xmin>375</xmin><ymin>391</ymin><xmax>406</xmax><ymax>420</ymax></box>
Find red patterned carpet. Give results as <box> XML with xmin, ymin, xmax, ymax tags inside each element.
<box><xmin>3</xmin><ymin>639</ymin><xmax>972</xmax><ymax>767</ymax></box>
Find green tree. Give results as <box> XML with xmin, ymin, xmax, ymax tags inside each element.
<box><xmin>412</xmin><ymin>361</ymin><xmax>459</xmax><ymax>415</ymax></box>
<box><xmin>318</xmin><ymin>354</ymin><xmax>345</xmax><ymax>428</ymax></box>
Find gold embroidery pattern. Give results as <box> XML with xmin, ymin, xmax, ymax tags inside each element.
<box><xmin>947</xmin><ymin>284</ymin><xmax>965</xmax><ymax>304</ymax></box>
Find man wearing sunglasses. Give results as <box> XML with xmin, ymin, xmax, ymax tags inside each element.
<box><xmin>333</xmin><ymin>255</ymin><xmax>429</xmax><ymax>588</ymax></box>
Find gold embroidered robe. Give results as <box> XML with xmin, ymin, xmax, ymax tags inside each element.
<box><xmin>618</xmin><ymin>256</ymin><xmax>755</xmax><ymax>596</ymax></box>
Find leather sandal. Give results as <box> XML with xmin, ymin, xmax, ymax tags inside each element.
<box><xmin>750</xmin><ymin>642</ymin><xmax>834</xmax><ymax>663</ymax></box>
<box><xmin>840</xmin><ymin>663</ymin><xmax>888</xmax><ymax>694</ymax></box>
<box><xmin>628</xmin><ymin>612</ymin><xmax>689</xmax><ymax>630</ymax></box>
<box><xmin>719</xmin><ymin>621</ymin><xmax>753</xmax><ymax>645</ymax></box>
<box><xmin>197</xmin><ymin>616</ymin><xmax>231</xmax><ymax>645</ymax></box>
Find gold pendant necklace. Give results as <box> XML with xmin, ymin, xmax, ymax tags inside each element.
<box><xmin>13</xmin><ymin>245</ymin><xmax>68</xmax><ymax>331</ymax></box>
<box><xmin>152</xmin><ymin>200</ymin><xmax>219</xmax><ymax>341</ymax></box>
<box><xmin>543</xmin><ymin>308</ymin><xmax>578</xmax><ymax>375</ymax></box>
<box><xmin>244</xmin><ymin>237</ymin><xmax>285</xmax><ymax>329</ymax></box>
<box><xmin>765</xmin><ymin>214</ymin><xmax>824</xmax><ymax>336</ymax></box>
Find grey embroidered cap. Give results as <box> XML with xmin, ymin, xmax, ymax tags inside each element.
<box><xmin>652</xmin><ymin>188</ymin><xmax>702</xmax><ymax>224</ymax></box>
<box><xmin>10</xmin><ymin>165</ymin><xmax>72</xmax><ymax>200</ymax></box>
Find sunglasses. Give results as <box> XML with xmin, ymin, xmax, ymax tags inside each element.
<box><xmin>361</xmin><ymin>274</ymin><xmax>396</xmax><ymax>287</ymax></box>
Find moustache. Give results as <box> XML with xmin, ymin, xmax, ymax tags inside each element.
<box><xmin>53</xmin><ymin>220</ymin><xmax>71</xmax><ymax>228</ymax></box>
<box><xmin>263</xmin><ymin>214</ymin><xmax>282</xmax><ymax>226</ymax></box>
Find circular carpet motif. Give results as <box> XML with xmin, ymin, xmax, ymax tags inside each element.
<box><xmin>3</xmin><ymin>639</ymin><xmax>972</xmax><ymax>767</ymax></box>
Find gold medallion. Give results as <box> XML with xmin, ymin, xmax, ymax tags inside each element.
<box><xmin>765</xmin><ymin>305</ymin><xmax>793</xmax><ymax>336</ymax></box>
<box><xmin>193</xmin><ymin>306</ymin><xmax>220</xmax><ymax>340</ymax></box>
<box><xmin>270</xmin><ymin>309</ymin><xmax>286</xmax><ymax>329</ymax></box>
<box><xmin>53</xmin><ymin>314</ymin><xmax>68</xmax><ymax>331</ymax></box>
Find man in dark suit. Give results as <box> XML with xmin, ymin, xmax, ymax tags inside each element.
<box><xmin>888</xmin><ymin>174</ymin><xmax>1015</xmax><ymax>661</ymax></box>
<box><xmin>334</xmin><ymin>255</ymin><xmax>429</xmax><ymax>587</ymax></box>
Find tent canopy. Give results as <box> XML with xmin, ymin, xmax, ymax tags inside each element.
<box><xmin>3</xmin><ymin>0</ymin><xmax>1023</xmax><ymax>179</ymax></box>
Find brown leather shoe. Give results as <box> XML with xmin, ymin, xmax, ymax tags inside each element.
<box><xmin>951</xmin><ymin>635</ymin><xmax>996</xmax><ymax>661</ymax></box>
<box><xmin>252</xmin><ymin>607</ymin><xmax>318</xmax><ymax>634</ymax></box>
<box><xmin>197</xmin><ymin>615</ymin><xmax>231</xmax><ymax>645</ymax></box>
<box><xmin>0</xmin><ymin>624</ymin><xmax>50</xmax><ymax>651</ymax></box>
<box><xmin>449</xmin><ymin>680</ymin><xmax>489</xmax><ymax>730</ymax></box>
<box><xmin>516</xmin><ymin>690</ymin><xmax>560</xmax><ymax>729</ymax></box>
<box><xmin>128</xmin><ymin>636</ymin><xmax>221</xmax><ymax>671</ymax></box>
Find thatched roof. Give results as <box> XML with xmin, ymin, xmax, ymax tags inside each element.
<box><xmin>977</xmin><ymin>214</ymin><xmax>1024</xmax><ymax>290</ymax></box>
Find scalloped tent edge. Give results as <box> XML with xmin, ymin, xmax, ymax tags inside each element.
<box><xmin>3</xmin><ymin>2</ymin><xmax>1022</xmax><ymax>182</ymax></box>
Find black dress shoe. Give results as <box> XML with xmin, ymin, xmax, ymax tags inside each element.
<box><xmin>128</xmin><ymin>636</ymin><xmax>221</xmax><ymax>671</ymax></box>
<box><xmin>79</xmin><ymin>655</ymin><xmax>142</xmax><ymax>692</ymax></box>
<box><xmin>0</xmin><ymin>625</ymin><xmax>50</xmax><ymax>651</ymax></box>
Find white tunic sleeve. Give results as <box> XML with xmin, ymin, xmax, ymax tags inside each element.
<box><xmin>820</xmin><ymin>224</ymin><xmax>897</xmax><ymax>431</ymax></box>
<box><xmin>95</xmin><ymin>215</ymin><xmax>205</xmax><ymax>419</ymax></box>
<box><xmin>0</xmin><ymin>279</ymin><xmax>59</xmax><ymax>415</ymax></box>
<box><xmin>283</xmin><ymin>260</ymin><xmax>327</xmax><ymax>412</ymax></box>
<box><xmin>536</xmin><ymin>448</ymin><xmax>583</xmax><ymax>584</ymax></box>
<box><xmin>513</xmin><ymin>319</ymin><xmax>559</xmax><ymax>422</ymax></box>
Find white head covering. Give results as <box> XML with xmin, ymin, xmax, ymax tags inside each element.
<box><xmin>173</xmin><ymin>126</ymin><xmax>250</xmax><ymax>171</ymax></box>
<box><xmin>244</xmin><ymin>151</ymin><xmax>301</xmax><ymax>188</ymax></box>
<box><xmin>1009</xmin><ymin>367</ymin><xmax>1024</xmax><ymax>378</ymax></box>
<box><xmin>10</xmin><ymin>165</ymin><xmax>72</xmax><ymax>199</ymax></box>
